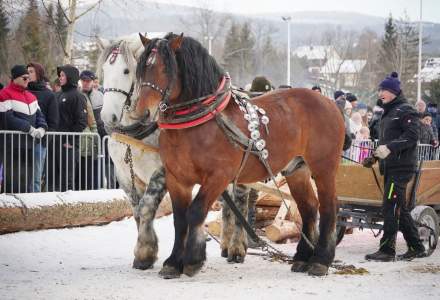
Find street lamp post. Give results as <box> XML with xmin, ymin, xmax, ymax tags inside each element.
<box><xmin>282</xmin><ymin>16</ymin><xmax>291</xmax><ymax>86</ymax></box>
<box><xmin>205</xmin><ymin>36</ymin><xmax>213</xmax><ymax>55</ymax></box>
<box><xmin>417</xmin><ymin>0</ymin><xmax>423</xmax><ymax>102</ymax></box>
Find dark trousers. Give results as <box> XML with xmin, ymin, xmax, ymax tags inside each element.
<box><xmin>77</xmin><ymin>156</ymin><xmax>99</xmax><ymax>190</ymax></box>
<box><xmin>380</xmin><ymin>171</ymin><xmax>423</xmax><ymax>254</ymax></box>
<box><xmin>48</xmin><ymin>136</ymin><xmax>79</xmax><ymax>192</ymax></box>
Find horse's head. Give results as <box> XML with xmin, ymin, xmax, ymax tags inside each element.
<box><xmin>97</xmin><ymin>34</ymin><xmax>146</xmax><ymax>132</ymax></box>
<box><xmin>134</xmin><ymin>33</ymin><xmax>224</xmax><ymax>121</ymax></box>
<box><xmin>131</xmin><ymin>34</ymin><xmax>182</xmax><ymax>120</ymax></box>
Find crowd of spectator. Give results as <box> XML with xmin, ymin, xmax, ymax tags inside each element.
<box><xmin>1</xmin><ymin>63</ymin><xmax>440</xmax><ymax>193</ymax></box>
<box><xmin>0</xmin><ymin>63</ymin><xmax>108</xmax><ymax>193</ymax></box>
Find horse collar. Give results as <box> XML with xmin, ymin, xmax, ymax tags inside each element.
<box><xmin>158</xmin><ymin>76</ymin><xmax>232</xmax><ymax>129</ymax></box>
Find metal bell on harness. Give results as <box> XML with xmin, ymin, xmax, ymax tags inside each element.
<box><xmin>255</xmin><ymin>139</ymin><xmax>266</xmax><ymax>151</ymax></box>
<box><xmin>251</xmin><ymin>130</ymin><xmax>260</xmax><ymax>140</ymax></box>
<box><xmin>261</xmin><ymin>115</ymin><xmax>269</xmax><ymax>125</ymax></box>
<box><xmin>248</xmin><ymin>123</ymin><xmax>258</xmax><ymax>132</ymax></box>
<box><xmin>261</xmin><ymin>149</ymin><xmax>269</xmax><ymax>159</ymax></box>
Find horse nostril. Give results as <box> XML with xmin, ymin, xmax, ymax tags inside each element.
<box><xmin>112</xmin><ymin>114</ymin><xmax>118</xmax><ymax>123</ymax></box>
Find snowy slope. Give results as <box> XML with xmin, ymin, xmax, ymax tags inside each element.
<box><xmin>0</xmin><ymin>213</ymin><xmax>439</xmax><ymax>300</ymax></box>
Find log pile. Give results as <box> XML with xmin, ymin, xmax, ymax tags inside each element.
<box><xmin>206</xmin><ymin>179</ymin><xmax>303</xmax><ymax>243</ymax></box>
<box><xmin>0</xmin><ymin>189</ymin><xmax>174</xmax><ymax>234</ymax></box>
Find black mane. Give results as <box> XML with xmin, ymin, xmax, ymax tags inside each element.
<box><xmin>137</xmin><ymin>32</ymin><xmax>225</xmax><ymax>102</ymax></box>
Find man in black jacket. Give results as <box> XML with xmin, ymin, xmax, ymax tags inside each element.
<box><xmin>27</xmin><ymin>62</ymin><xmax>59</xmax><ymax>192</ymax></box>
<box><xmin>53</xmin><ymin>65</ymin><xmax>88</xmax><ymax>191</ymax></box>
<box><xmin>365</xmin><ymin>72</ymin><xmax>426</xmax><ymax>262</ymax></box>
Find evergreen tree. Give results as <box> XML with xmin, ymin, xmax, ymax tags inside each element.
<box><xmin>396</xmin><ymin>14</ymin><xmax>420</xmax><ymax>101</ymax></box>
<box><xmin>0</xmin><ymin>0</ymin><xmax>9</xmax><ymax>79</ymax></box>
<box><xmin>237</xmin><ymin>22</ymin><xmax>255</xmax><ymax>85</ymax></box>
<box><xmin>222</xmin><ymin>22</ymin><xmax>256</xmax><ymax>87</ymax></box>
<box><xmin>222</xmin><ymin>22</ymin><xmax>241</xmax><ymax>84</ymax></box>
<box><xmin>55</xmin><ymin>1</ymin><xmax>67</xmax><ymax>48</ymax></box>
<box><xmin>43</xmin><ymin>1</ymin><xmax>57</xmax><ymax>78</ymax></box>
<box><xmin>423</xmin><ymin>79</ymin><xmax>440</xmax><ymax>106</ymax></box>
<box><xmin>376</xmin><ymin>14</ymin><xmax>399</xmax><ymax>84</ymax></box>
<box><xmin>18</xmin><ymin>0</ymin><xmax>48</xmax><ymax>65</ymax></box>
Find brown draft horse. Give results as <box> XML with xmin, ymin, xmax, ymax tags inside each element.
<box><xmin>132</xmin><ymin>33</ymin><xmax>345</xmax><ymax>278</ymax></box>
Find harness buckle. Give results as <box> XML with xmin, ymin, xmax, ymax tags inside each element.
<box><xmin>159</xmin><ymin>102</ymin><xmax>168</xmax><ymax>112</ymax></box>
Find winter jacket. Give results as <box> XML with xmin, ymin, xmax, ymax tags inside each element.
<box><xmin>82</xmin><ymin>89</ymin><xmax>106</xmax><ymax>137</ymax></box>
<box><xmin>56</xmin><ymin>65</ymin><xmax>88</xmax><ymax>137</ymax></box>
<box><xmin>419</xmin><ymin>123</ymin><xmax>436</xmax><ymax>145</ymax></box>
<box><xmin>28</xmin><ymin>81</ymin><xmax>59</xmax><ymax>132</ymax></box>
<box><xmin>0</xmin><ymin>82</ymin><xmax>47</xmax><ymax>148</ymax></box>
<box><xmin>378</xmin><ymin>93</ymin><xmax>419</xmax><ymax>174</ymax></box>
<box><xmin>369</xmin><ymin>110</ymin><xmax>383</xmax><ymax>141</ymax></box>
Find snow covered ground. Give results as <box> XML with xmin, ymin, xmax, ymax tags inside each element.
<box><xmin>1</xmin><ymin>212</ymin><xmax>439</xmax><ymax>300</ymax></box>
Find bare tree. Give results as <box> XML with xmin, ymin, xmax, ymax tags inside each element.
<box><xmin>178</xmin><ymin>0</ymin><xmax>231</xmax><ymax>58</ymax></box>
<box><xmin>41</xmin><ymin>0</ymin><xmax>103</xmax><ymax>64</ymax></box>
<box><xmin>320</xmin><ymin>27</ymin><xmax>358</xmax><ymax>90</ymax></box>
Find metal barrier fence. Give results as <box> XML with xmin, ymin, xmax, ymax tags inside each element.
<box><xmin>102</xmin><ymin>135</ymin><xmax>118</xmax><ymax>189</ymax></box>
<box><xmin>1</xmin><ymin>130</ymin><xmax>102</xmax><ymax>193</ymax></box>
<box><xmin>1</xmin><ymin>131</ymin><xmax>439</xmax><ymax>194</ymax></box>
<box><xmin>342</xmin><ymin>139</ymin><xmax>439</xmax><ymax>164</ymax></box>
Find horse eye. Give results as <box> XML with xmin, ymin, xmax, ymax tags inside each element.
<box><xmin>124</xmin><ymin>68</ymin><xmax>129</xmax><ymax>74</ymax></box>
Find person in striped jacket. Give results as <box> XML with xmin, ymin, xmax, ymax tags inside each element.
<box><xmin>0</xmin><ymin>65</ymin><xmax>47</xmax><ymax>192</ymax></box>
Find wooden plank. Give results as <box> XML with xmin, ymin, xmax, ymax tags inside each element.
<box><xmin>336</xmin><ymin>164</ymin><xmax>383</xmax><ymax>201</ymax></box>
<box><xmin>111</xmin><ymin>132</ymin><xmax>159</xmax><ymax>153</ymax></box>
<box><xmin>245</xmin><ymin>182</ymin><xmax>293</xmax><ymax>201</ymax></box>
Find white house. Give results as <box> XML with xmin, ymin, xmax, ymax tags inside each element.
<box><xmin>320</xmin><ymin>58</ymin><xmax>367</xmax><ymax>88</ymax></box>
<box><xmin>420</xmin><ymin>58</ymin><xmax>440</xmax><ymax>82</ymax></box>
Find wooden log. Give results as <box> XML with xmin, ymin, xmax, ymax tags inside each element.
<box><xmin>207</xmin><ymin>219</ymin><xmax>222</xmax><ymax>237</ymax></box>
<box><xmin>256</xmin><ymin>206</ymin><xmax>279</xmax><ymax>221</ymax></box>
<box><xmin>265</xmin><ymin>220</ymin><xmax>300</xmax><ymax>243</ymax></box>
<box><xmin>256</xmin><ymin>194</ymin><xmax>282</xmax><ymax>207</ymax></box>
<box><xmin>0</xmin><ymin>189</ymin><xmax>176</xmax><ymax>234</ymax></box>
<box><xmin>0</xmin><ymin>190</ymin><xmax>132</xmax><ymax>234</ymax></box>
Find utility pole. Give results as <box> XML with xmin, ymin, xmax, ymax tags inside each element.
<box><xmin>417</xmin><ymin>0</ymin><xmax>423</xmax><ymax>101</ymax></box>
<box><xmin>282</xmin><ymin>16</ymin><xmax>291</xmax><ymax>86</ymax></box>
<box><xmin>205</xmin><ymin>36</ymin><xmax>213</xmax><ymax>55</ymax></box>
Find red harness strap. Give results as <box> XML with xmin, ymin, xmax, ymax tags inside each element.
<box><xmin>158</xmin><ymin>90</ymin><xmax>231</xmax><ymax>129</ymax></box>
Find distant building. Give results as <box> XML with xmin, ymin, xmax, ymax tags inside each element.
<box><xmin>420</xmin><ymin>57</ymin><xmax>440</xmax><ymax>82</ymax></box>
<box><xmin>320</xmin><ymin>58</ymin><xmax>367</xmax><ymax>88</ymax></box>
<box><xmin>293</xmin><ymin>45</ymin><xmax>340</xmax><ymax>77</ymax></box>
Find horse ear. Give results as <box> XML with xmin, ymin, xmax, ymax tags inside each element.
<box><xmin>139</xmin><ymin>33</ymin><xmax>151</xmax><ymax>47</ymax></box>
<box><xmin>169</xmin><ymin>33</ymin><xmax>184</xmax><ymax>51</ymax></box>
<box><xmin>96</xmin><ymin>37</ymin><xmax>110</xmax><ymax>50</ymax></box>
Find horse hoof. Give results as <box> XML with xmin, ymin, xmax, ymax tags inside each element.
<box><xmin>291</xmin><ymin>261</ymin><xmax>311</xmax><ymax>273</ymax></box>
<box><xmin>307</xmin><ymin>263</ymin><xmax>329</xmax><ymax>276</ymax></box>
<box><xmin>158</xmin><ymin>265</ymin><xmax>181</xmax><ymax>279</ymax></box>
<box><xmin>221</xmin><ymin>249</ymin><xmax>228</xmax><ymax>258</ymax></box>
<box><xmin>132</xmin><ymin>257</ymin><xmax>155</xmax><ymax>270</ymax></box>
<box><xmin>183</xmin><ymin>262</ymin><xmax>204</xmax><ymax>277</ymax></box>
<box><xmin>227</xmin><ymin>254</ymin><xmax>245</xmax><ymax>264</ymax></box>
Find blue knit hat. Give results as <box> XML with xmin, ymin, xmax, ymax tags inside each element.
<box><xmin>334</xmin><ymin>90</ymin><xmax>345</xmax><ymax>100</ymax></box>
<box><xmin>379</xmin><ymin>72</ymin><xmax>401</xmax><ymax>95</ymax></box>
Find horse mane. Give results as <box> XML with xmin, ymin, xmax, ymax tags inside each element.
<box><xmin>137</xmin><ymin>32</ymin><xmax>225</xmax><ymax>102</ymax></box>
<box><xmin>96</xmin><ymin>39</ymin><xmax>137</xmax><ymax>80</ymax></box>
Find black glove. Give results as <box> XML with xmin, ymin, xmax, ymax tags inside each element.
<box><xmin>362</xmin><ymin>156</ymin><xmax>377</xmax><ymax>168</ymax></box>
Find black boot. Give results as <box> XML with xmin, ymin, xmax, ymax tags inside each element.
<box><xmin>397</xmin><ymin>245</ymin><xmax>426</xmax><ymax>261</ymax></box>
<box><xmin>365</xmin><ymin>250</ymin><xmax>395</xmax><ymax>262</ymax></box>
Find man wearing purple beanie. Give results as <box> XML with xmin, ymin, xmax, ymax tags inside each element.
<box><xmin>365</xmin><ymin>72</ymin><xmax>426</xmax><ymax>262</ymax></box>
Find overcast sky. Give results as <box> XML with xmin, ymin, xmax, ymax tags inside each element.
<box><xmin>147</xmin><ymin>0</ymin><xmax>440</xmax><ymax>23</ymax></box>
